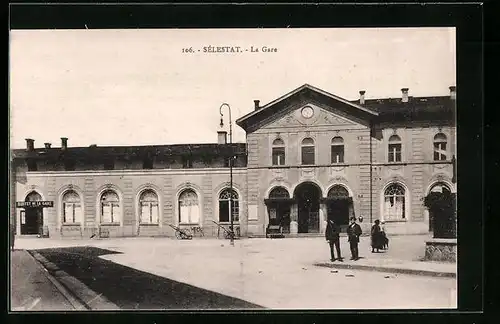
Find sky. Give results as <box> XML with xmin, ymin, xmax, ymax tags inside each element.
<box><xmin>9</xmin><ymin>27</ymin><xmax>456</xmax><ymax>149</ymax></box>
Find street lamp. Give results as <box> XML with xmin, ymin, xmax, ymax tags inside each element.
<box><xmin>219</xmin><ymin>103</ymin><xmax>235</xmax><ymax>246</ymax></box>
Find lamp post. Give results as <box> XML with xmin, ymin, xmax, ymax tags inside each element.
<box><xmin>219</xmin><ymin>103</ymin><xmax>234</xmax><ymax>246</ymax></box>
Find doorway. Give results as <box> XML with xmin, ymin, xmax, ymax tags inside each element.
<box><xmin>326</xmin><ymin>185</ymin><xmax>351</xmax><ymax>232</ymax></box>
<box><xmin>294</xmin><ymin>182</ymin><xmax>321</xmax><ymax>233</ymax></box>
<box><xmin>21</xmin><ymin>191</ymin><xmax>43</xmax><ymax>235</ymax></box>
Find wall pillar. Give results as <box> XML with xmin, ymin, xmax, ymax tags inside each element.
<box><xmin>290</xmin><ymin>204</ymin><xmax>298</xmax><ymax>234</ymax></box>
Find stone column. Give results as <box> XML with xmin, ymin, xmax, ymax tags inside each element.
<box><xmin>290</xmin><ymin>204</ymin><xmax>298</xmax><ymax>235</ymax></box>
<box><xmin>320</xmin><ymin>204</ymin><xmax>327</xmax><ymax>234</ymax></box>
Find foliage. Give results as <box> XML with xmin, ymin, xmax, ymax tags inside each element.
<box><xmin>424</xmin><ymin>191</ymin><xmax>457</xmax><ymax>239</ymax></box>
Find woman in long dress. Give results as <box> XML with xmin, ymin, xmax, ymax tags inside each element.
<box><xmin>371</xmin><ymin>220</ymin><xmax>384</xmax><ymax>253</ymax></box>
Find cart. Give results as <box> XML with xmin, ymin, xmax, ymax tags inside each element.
<box><xmin>168</xmin><ymin>224</ymin><xmax>193</xmax><ymax>240</ymax></box>
<box><xmin>212</xmin><ymin>220</ymin><xmax>240</xmax><ymax>240</ymax></box>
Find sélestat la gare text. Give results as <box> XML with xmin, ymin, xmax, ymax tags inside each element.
<box><xmin>182</xmin><ymin>46</ymin><xmax>278</xmax><ymax>53</ymax></box>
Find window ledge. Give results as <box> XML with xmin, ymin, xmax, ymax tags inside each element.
<box><xmin>383</xmin><ymin>219</ymin><xmax>407</xmax><ymax>223</ymax></box>
<box><xmin>100</xmin><ymin>223</ymin><xmax>121</xmax><ymax>226</ymax></box>
<box><xmin>139</xmin><ymin>223</ymin><xmax>159</xmax><ymax>226</ymax></box>
<box><xmin>178</xmin><ymin>223</ymin><xmax>202</xmax><ymax>226</ymax></box>
<box><xmin>62</xmin><ymin>223</ymin><xmax>82</xmax><ymax>226</ymax></box>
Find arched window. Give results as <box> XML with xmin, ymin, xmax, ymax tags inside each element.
<box><xmin>430</xmin><ymin>182</ymin><xmax>451</xmax><ymax>194</ymax></box>
<box><xmin>219</xmin><ymin>189</ymin><xmax>239</xmax><ymax>222</ymax></box>
<box><xmin>383</xmin><ymin>183</ymin><xmax>406</xmax><ymax>221</ymax></box>
<box><xmin>328</xmin><ymin>185</ymin><xmax>349</xmax><ymax>198</ymax></box>
<box><xmin>301</xmin><ymin>137</ymin><xmax>315</xmax><ymax>165</ymax></box>
<box><xmin>269</xmin><ymin>186</ymin><xmax>290</xmax><ymax>199</ymax></box>
<box><xmin>139</xmin><ymin>190</ymin><xmax>159</xmax><ymax>224</ymax></box>
<box><xmin>178</xmin><ymin>189</ymin><xmax>200</xmax><ymax>224</ymax></box>
<box><xmin>388</xmin><ymin>135</ymin><xmax>402</xmax><ymax>162</ymax></box>
<box><xmin>100</xmin><ymin>190</ymin><xmax>121</xmax><ymax>223</ymax></box>
<box><xmin>62</xmin><ymin>190</ymin><xmax>82</xmax><ymax>224</ymax></box>
<box><xmin>272</xmin><ymin>138</ymin><xmax>286</xmax><ymax>166</ymax></box>
<box><xmin>433</xmin><ymin>133</ymin><xmax>447</xmax><ymax>161</ymax></box>
<box><xmin>331</xmin><ymin>137</ymin><xmax>345</xmax><ymax>164</ymax></box>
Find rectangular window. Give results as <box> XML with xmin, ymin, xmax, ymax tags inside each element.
<box><xmin>331</xmin><ymin>146</ymin><xmax>345</xmax><ymax>163</ymax></box>
<box><xmin>301</xmin><ymin>147</ymin><xmax>315</xmax><ymax>165</ymax></box>
<box><xmin>434</xmin><ymin>143</ymin><xmax>447</xmax><ymax>161</ymax></box>
<box><xmin>74</xmin><ymin>204</ymin><xmax>82</xmax><ymax>223</ymax></box>
<box><xmin>102</xmin><ymin>204</ymin><xmax>112</xmax><ymax>223</ymax></box>
<box><xmin>388</xmin><ymin>144</ymin><xmax>402</xmax><ymax>162</ymax></box>
<box><xmin>231</xmin><ymin>200</ymin><xmax>239</xmax><ymax>222</ymax></box>
<box><xmin>141</xmin><ymin>203</ymin><xmax>150</xmax><ymax>223</ymax></box>
<box><xmin>64</xmin><ymin>203</ymin><xmax>73</xmax><ymax>223</ymax></box>
<box><xmin>272</xmin><ymin>147</ymin><xmax>286</xmax><ymax>165</ymax></box>
<box><xmin>219</xmin><ymin>201</ymin><xmax>229</xmax><ymax>222</ymax></box>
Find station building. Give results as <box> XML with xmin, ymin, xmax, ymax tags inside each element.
<box><xmin>10</xmin><ymin>84</ymin><xmax>456</xmax><ymax>239</ymax></box>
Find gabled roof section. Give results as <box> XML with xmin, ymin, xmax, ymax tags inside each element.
<box><xmin>236</xmin><ymin>83</ymin><xmax>379</xmax><ymax>131</ymax></box>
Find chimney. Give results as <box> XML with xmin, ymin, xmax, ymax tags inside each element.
<box><xmin>254</xmin><ymin>100</ymin><xmax>260</xmax><ymax>111</ymax></box>
<box><xmin>401</xmin><ymin>88</ymin><xmax>409</xmax><ymax>103</ymax></box>
<box><xmin>61</xmin><ymin>137</ymin><xmax>68</xmax><ymax>150</ymax></box>
<box><xmin>217</xmin><ymin>131</ymin><xmax>227</xmax><ymax>145</ymax></box>
<box><xmin>44</xmin><ymin>143</ymin><xmax>52</xmax><ymax>149</ymax></box>
<box><xmin>449</xmin><ymin>86</ymin><xmax>456</xmax><ymax>100</ymax></box>
<box><xmin>25</xmin><ymin>138</ymin><xmax>34</xmax><ymax>151</ymax></box>
<box><xmin>359</xmin><ymin>90</ymin><xmax>366</xmax><ymax>105</ymax></box>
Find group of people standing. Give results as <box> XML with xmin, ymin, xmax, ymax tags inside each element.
<box><xmin>325</xmin><ymin>217</ymin><xmax>389</xmax><ymax>261</ymax></box>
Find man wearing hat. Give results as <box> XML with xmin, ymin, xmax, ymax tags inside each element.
<box><xmin>325</xmin><ymin>219</ymin><xmax>343</xmax><ymax>262</ymax></box>
<box><xmin>347</xmin><ymin>216</ymin><xmax>362</xmax><ymax>260</ymax></box>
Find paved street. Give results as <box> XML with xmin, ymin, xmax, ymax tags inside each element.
<box><xmin>10</xmin><ymin>250</ymin><xmax>74</xmax><ymax>311</ymax></box>
<box><xmin>16</xmin><ymin>234</ymin><xmax>457</xmax><ymax>310</ymax></box>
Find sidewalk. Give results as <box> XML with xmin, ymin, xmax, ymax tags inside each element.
<box><xmin>10</xmin><ymin>250</ymin><xmax>77</xmax><ymax>311</ymax></box>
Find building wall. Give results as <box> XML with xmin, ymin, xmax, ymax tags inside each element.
<box><xmin>14</xmin><ymin>168</ymin><xmax>247</xmax><ymax>238</ymax></box>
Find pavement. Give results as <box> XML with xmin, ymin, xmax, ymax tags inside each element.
<box><xmin>11</xmin><ymin>234</ymin><xmax>457</xmax><ymax>310</ymax></box>
<box><xmin>10</xmin><ymin>249</ymin><xmax>77</xmax><ymax>311</ymax></box>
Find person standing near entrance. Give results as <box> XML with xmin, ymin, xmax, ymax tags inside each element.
<box><xmin>325</xmin><ymin>219</ymin><xmax>343</xmax><ymax>262</ymax></box>
<box><xmin>347</xmin><ymin>217</ymin><xmax>362</xmax><ymax>260</ymax></box>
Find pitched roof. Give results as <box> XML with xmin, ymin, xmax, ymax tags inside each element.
<box><xmin>11</xmin><ymin>143</ymin><xmax>247</xmax><ymax>161</ymax></box>
<box><xmin>235</xmin><ymin>83</ymin><xmax>379</xmax><ymax>130</ymax></box>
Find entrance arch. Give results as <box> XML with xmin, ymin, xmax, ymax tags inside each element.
<box><xmin>22</xmin><ymin>191</ymin><xmax>43</xmax><ymax>235</ymax></box>
<box><xmin>265</xmin><ymin>186</ymin><xmax>292</xmax><ymax>233</ymax></box>
<box><xmin>426</xmin><ymin>182</ymin><xmax>453</xmax><ymax>232</ymax></box>
<box><xmin>326</xmin><ymin>185</ymin><xmax>352</xmax><ymax>229</ymax></box>
<box><xmin>293</xmin><ymin>182</ymin><xmax>322</xmax><ymax>233</ymax></box>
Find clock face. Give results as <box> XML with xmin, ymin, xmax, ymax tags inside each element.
<box><xmin>301</xmin><ymin>106</ymin><xmax>314</xmax><ymax>119</ymax></box>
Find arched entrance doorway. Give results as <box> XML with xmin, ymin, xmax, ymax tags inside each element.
<box><xmin>325</xmin><ymin>185</ymin><xmax>352</xmax><ymax>231</ymax></box>
<box><xmin>265</xmin><ymin>187</ymin><xmax>292</xmax><ymax>233</ymax></box>
<box><xmin>294</xmin><ymin>182</ymin><xmax>322</xmax><ymax>234</ymax></box>
<box><xmin>427</xmin><ymin>182</ymin><xmax>452</xmax><ymax>232</ymax></box>
<box><xmin>22</xmin><ymin>191</ymin><xmax>43</xmax><ymax>235</ymax></box>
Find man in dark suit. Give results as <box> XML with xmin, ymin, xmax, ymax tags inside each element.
<box><xmin>347</xmin><ymin>216</ymin><xmax>362</xmax><ymax>260</ymax></box>
<box><xmin>325</xmin><ymin>219</ymin><xmax>343</xmax><ymax>262</ymax></box>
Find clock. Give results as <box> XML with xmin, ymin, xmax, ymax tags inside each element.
<box><xmin>301</xmin><ymin>106</ymin><xmax>314</xmax><ymax>119</ymax></box>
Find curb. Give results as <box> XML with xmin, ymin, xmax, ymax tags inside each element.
<box><xmin>27</xmin><ymin>250</ymin><xmax>120</xmax><ymax>310</ymax></box>
<box><xmin>24</xmin><ymin>250</ymin><xmax>87</xmax><ymax>310</ymax></box>
<box><xmin>314</xmin><ymin>262</ymin><xmax>456</xmax><ymax>278</ymax></box>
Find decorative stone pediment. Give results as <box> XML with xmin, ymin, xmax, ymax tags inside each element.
<box><xmin>262</xmin><ymin>103</ymin><xmax>361</xmax><ymax>130</ymax></box>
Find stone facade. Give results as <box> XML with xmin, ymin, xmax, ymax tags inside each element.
<box><xmin>11</xmin><ymin>84</ymin><xmax>457</xmax><ymax>238</ymax></box>
<box><xmin>425</xmin><ymin>238</ymin><xmax>457</xmax><ymax>262</ymax></box>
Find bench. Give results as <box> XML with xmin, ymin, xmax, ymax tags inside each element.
<box><xmin>266</xmin><ymin>224</ymin><xmax>284</xmax><ymax>238</ymax></box>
